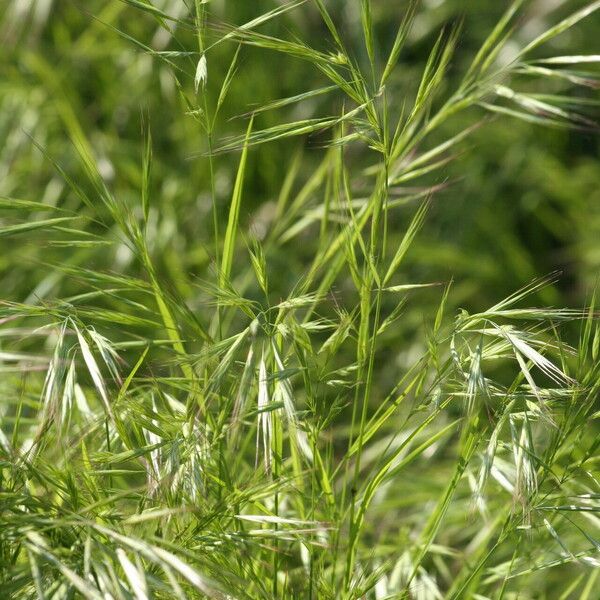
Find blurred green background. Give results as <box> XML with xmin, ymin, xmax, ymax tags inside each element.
<box><xmin>1</xmin><ymin>0</ymin><xmax>599</xmax><ymax>335</ymax></box>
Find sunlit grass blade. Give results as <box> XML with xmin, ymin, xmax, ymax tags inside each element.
<box><xmin>220</xmin><ymin>116</ymin><xmax>253</xmax><ymax>289</ymax></box>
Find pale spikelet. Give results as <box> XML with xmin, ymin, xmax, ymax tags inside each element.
<box><xmin>74</xmin><ymin>383</ymin><xmax>93</xmax><ymax>419</ymax></box>
<box><xmin>257</xmin><ymin>348</ymin><xmax>272</xmax><ymax>472</ymax></box>
<box><xmin>180</xmin><ymin>420</ymin><xmax>208</xmax><ymax>500</ymax></box>
<box><xmin>272</xmin><ymin>342</ymin><xmax>313</xmax><ymax>462</ymax></box>
<box><xmin>88</xmin><ymin>327</ymin><xmax>121</xmax><ymax>385</ymax></box>
<box><xmin>510</xmin><ymin>414</ymin><xmax>538</xmax><ymax>513</ymax></box>
<box><xmin>117</xmin><ymin>549</ymin><xmax>149</xmax><ymax>600</ymax></box>
<box><xmin>60</xmin><ymin>358</ymin><xmax>76</xmax><ymax>426</ymax></box>
<box><xmin>74</xmin><ymin>322</ymin><xmax>113</xmax><ymax>417</ymax></box>
<box><xmin>194</xmin><ymin>54</ymin><xmax>207</xmax><ymax>93</ymax></box>
<box><xmin>0</xmin><ymin>424</ymin><xmax>10</xmax><ymax>453</ymax></box>
<box><xmin>502</xmin><ymin>327</ymin><xmax>573</xmax><ymax>385</ymax></box>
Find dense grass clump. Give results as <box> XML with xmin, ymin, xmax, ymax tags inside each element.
<box><xmin>1</xmin><ymin>1</ymin><xmax>600</xmax><ymax>598</ymax></box>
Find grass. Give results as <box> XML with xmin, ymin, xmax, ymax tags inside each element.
<box><xmin>1</xmin><ymin>1</ymin><xmax>600</xmax><ymax>598</ymax></box>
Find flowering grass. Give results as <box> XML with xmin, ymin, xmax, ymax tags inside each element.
<box><xmin>1</xmin><ymin>1</ymin><xmax>600</xmax><ymax>598</ymax></box>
